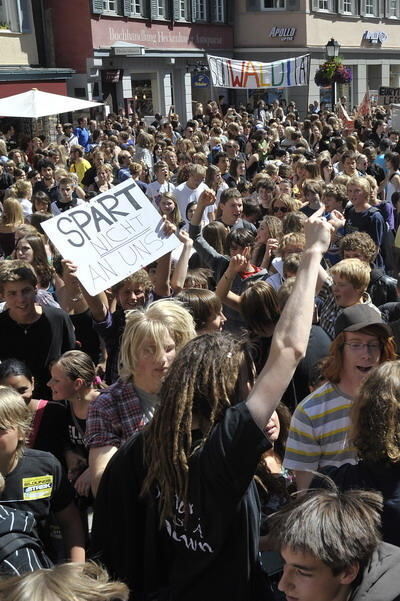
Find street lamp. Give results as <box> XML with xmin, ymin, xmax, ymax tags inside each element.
<box><xmin>326</xmin><ymin>38</ymin><xmax>340</xmax><ymax>111</ymax></box>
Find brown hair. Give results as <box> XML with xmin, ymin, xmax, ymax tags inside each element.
<box><xmin>323</xmin><ymin>325</ymin><xmax>396</xmax><ymax>383</ymax></box>
<box><xmin>351</xmin><ymin>360</ymin><xmax>400</xmax><ymax>463</ymax></box>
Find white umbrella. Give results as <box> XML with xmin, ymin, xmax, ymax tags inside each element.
<box><xmin>0</xmin><ymin>89</ymin><xmax>102</xmax><ymax>118</ymax></box>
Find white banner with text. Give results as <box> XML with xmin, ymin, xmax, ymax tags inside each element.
<box><xmin>207</xmin><ymin>54</ymin><xmax>310</xmax><ymax>89</ymax></box>
<box><xmin>42</xmin><ymin>179</ymin><xmax>179</xmax><ymax>296</ymax></box>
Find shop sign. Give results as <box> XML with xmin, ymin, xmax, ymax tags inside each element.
<box><xmin>269</xmin><ymin>27</ymin><xmax>296</xmax><ymax>41</ymax></box>
<box><xmin>379</xmin><ymin>86</ymin><xmax>400</xmax><ymax>105</ymax></box>
<box><xmin>364</xmin><ymin>31</ymin><xmax>388</xmax><ymax>43</ymax></box>
<box><xmin>192</xmin><ymin>73</ymin><xmax>210</xmax><ymax>88</ymax></box>
<box><xmin>103</xmin><ymin>69</ymin><xmax>121</xmax><ymax>83</ymax></box>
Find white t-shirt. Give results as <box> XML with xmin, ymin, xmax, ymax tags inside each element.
<box><xmin>18</xmin><ymin>198</ymin><xmax>32</xmax><ymax>218</ymax></box>
<box><xmin>146</xmin><ymin>180</ymin><xmax>176</xmax><ymax>207</ymax></box>
<box><xmin>174</xmin><ymin>181</ymin><xmax>215</xmax><ymax>226</ymax></box>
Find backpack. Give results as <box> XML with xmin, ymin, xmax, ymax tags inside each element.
<box><xmin>0</xmin><ymin>504</ymin><xmax>52</xmax><ymax>575</ymax></box>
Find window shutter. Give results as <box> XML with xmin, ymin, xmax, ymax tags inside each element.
<box><xmin>360</xmin><ymin>0</ymin><xmax>366</xmax><ymax>15</ymax></box>
<box><xmin>209</xmin><ymin>0</ymin><xmax>216</xmax><ymax>21</ymax></box>
<box><xmin>378</xmin><ymin>0</ymin><xmax>384</xmax><ymax>15</ymax></box>
<box><xmin>16</xmin><ymin>0</ymin><xmax>31</xmax><ymax>32</ymax></box>
<box><xmin>311</xmin><ymin>0</ymin><xmax>320</xmax><ymax>10</ymax></box>
<box><xmin>173</xmin><ymin>0</ymin><xmax>182</xmax><ymax>19</ymax></box>
<box><xmin>122</xmin><ymin>0</ymin><xmax>132</xmax><ymax>15</ymax></box>
<box><xmin>384</xmin><ymin>0</ymin><xmax>390</xmax><ymax>14</ymax></box>
<box><xmin>191</xmin><ymin>0</ymin><xmax>197</xmax><ymax>20</ymax></box>
<box><xmin>226</xmin><ymin>0</ymin><xmax>233</xmax><ymax>22</ymax></box>
<box><xmin>337</xmin><ymin>0</ymin><xmax>344</xmax><ymax>11</ymax></box>
<box><xmin>286</xmin><ymin>0</ymin><xmax>300</xmax><ymax>10</ymax></box>
<box><xmin>246</xmin><ymin>0</ymin><xmax>259</xmax><ymax>8</ymax></box>
<box><xmin>91</xmin><ymin>0</ymin><xmax>104</xmax><ymax>14</ymax></box>
<box><xmin>150</xmin><ymin>0</ymin><xmax>158</xmax><ymax>17</ymax></box>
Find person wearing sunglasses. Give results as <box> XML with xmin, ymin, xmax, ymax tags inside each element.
<box><xmin>270</xmin><ymin>194</ymin><xmax>300</xmax><ymax>220</ymax></box>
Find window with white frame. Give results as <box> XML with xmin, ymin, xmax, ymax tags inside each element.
<box><xmin>103</xmin><ymin>0</ymin><xmax>117</xmax><ymax>12</ymax></box>
<box><xmin>179</xmin><ymin>0</ymin><xmax>188</xmax><ymax>19</ymax></box>
<box><xmin>361</xmin><ymin>0</ymin><xmax>379</xmax><ymax>15</ymax></box>
<box><xmin>0</xmin><ymin>0</ymin><xmax>7</xmax><ymax>26</ymax></box>
<box><xmin>194</xmin><ymin>0</ymin><xmax>207</xmax><ymax>20</ymax></box>
<box><xmin>338</xmin><ymin>0</ymin><xmax>358</xmax><ymax>14</ymax></box>
<box><xmin>157</xmin><ymin>0</ymin><xmax>166</xmax><ymax>17</ymax></box>
<box><xmin>386</xmin><ymin>0</ymin><xmax>400</xmax><ymax>17</ymax></box>
<box><xmin>262</xmin><ymin>0</ymin><xmax>285</xmax><ymax>8</ymax></box>
<box><xmin>312</xmin><ymin>0</ymin><xmax>334</xmax><ymax>11</ymax></box>
<box><xmin>128</xmin><ymin>0</ymin><xmax>143</xmax><ymax>15</ymax></box>
<box><xmin>0</xmin><ymin>0</ymin><xmax>22</xmax><ymax>30</ymax></box>
<box><xmin>215</xmin><ymin>0</ymin><xmax>225</xmax><ymax>20</ymax></box>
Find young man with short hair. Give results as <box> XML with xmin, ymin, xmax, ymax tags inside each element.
<box><xmin>69</xmin><ymin>145</ymin><xmax>91</xmax><ymax>184</ymax></box>
<box><xmin>33</xmin><ymin>158</ymin><xmax>60</xmax><ymax>203</ymax></box>
<box><xmin>174</xmin><ymin>164</ymin><xmax>215</xmax><ymax>224</ymax></box>
<box><xmin>267</xmin><ymin>488</ymin><xmax>400</xmax><ymax>601</ymax></box>
<box><xmin>0</xmin><ymin>261</ymin><xmax>75</xmax><ymax>398</ymax></box>
<box><xmin>50</xmin><ymin>176</ymin><xmax>85</xmax><ymax>215</ymax></box>
<box><xmin>218</xmin><ymin>188</ymin><xmax>256</xmax><ymax>233</ymax></box>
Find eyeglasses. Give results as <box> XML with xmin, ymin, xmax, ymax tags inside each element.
<box><xmin>343</xmin><ymin>342</ymin><xmax>381</xmax><ymax>352</ymax></box>
<box><xmin>272</xmin><ymin>206</ymin><xmax>289</xmax><ymax>213</ymax></box>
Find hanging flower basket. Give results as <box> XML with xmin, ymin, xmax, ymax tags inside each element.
<box><xmin>333</xmin><ymin>64</ymin><xmax>352</xmax><ymax>84</ymax></box>
<box><xmin>314</xmin><ymin>58</ymin><xmax>352</xmax><ymax>87</ymax></box>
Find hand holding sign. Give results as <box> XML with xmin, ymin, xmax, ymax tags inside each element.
<box><xmin>42</xmin><ymin>179</ymin><xmax>180</xmax><ymax>296</ymax></box>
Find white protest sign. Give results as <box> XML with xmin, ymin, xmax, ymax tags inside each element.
<box><xmin>42</xmin><ymin>179</ymin><xmax>180</xmax><ymax>296</ymax></box>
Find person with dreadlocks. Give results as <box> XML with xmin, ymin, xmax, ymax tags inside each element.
<box><xmin>90</xmin><ymin>207</ymin><xmax>333</xmax><ymax>601</ymax></box>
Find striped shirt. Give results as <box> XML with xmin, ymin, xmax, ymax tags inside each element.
<box><xmin>283</xmin><ymin>381</ymin><xmax>357</xmax><ymax>472</ymax></box>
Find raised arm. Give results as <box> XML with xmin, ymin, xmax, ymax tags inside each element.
<box><xmin>246</xmin><ymin>207</ymin><xmax>332</xmax><ymax>429</ymax></box>
<box><xmin>170</xmin><ymin>229</ymin><xmax>193</xmax><ymax>293</ymax></box>
<box><xmin>215</xmin><ymin>254</ymin><xmax>247</xmax><ymax>312</ymax></box>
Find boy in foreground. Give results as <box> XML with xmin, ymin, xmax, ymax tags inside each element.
<box><xmin>267</xmin><ymin>488</ymin><xmax>400</xmax><ymax>601</ymax></box>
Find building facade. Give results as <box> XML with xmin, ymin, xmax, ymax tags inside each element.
<box><xmin>233</xmin><ymin>0</ymin><xmax>400</xmax><ymax>115</ymax></box>
<box><xmin>43</xmin><ymin>0</ymin><xmax>233</xmax><ymax>121</ymax></box>
<box><xmin>0</xmin><ymin>0</ymin><xmax>72</xmax><ymax>99</ymax></box>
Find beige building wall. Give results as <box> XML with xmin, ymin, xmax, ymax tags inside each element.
<box><xmin>234</xmin><ymin>0</ymin><xmax>307</xmax><ymax>48</ymax></box>
<box><xmin>0</xmin><ymin>1</ymin><xmax>38</xmax><ymax>66</ymax></box>
<box><xmin>306</xmin><ymin>14</ymin><xmax>400</xmax><ymax>49</ymax></box>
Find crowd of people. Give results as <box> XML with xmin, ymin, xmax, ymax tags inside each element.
<box><xmin>0</xmin><ymin>97</ymin><xmax>399</xmax><ymax>600</ymax></box>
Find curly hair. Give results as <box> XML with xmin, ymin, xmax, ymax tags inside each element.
<box><xmin>141</xmin><ymin>333</ymin><xmax>255</xmax><ymax>524</ymax></box>
<box><xmin>351</xmin><ymin>361</ymin><xmax>400</xmax><ymax>463</ymax></box>
<box><xmin>339</xmin><ymin>231</ymin><xmax>377</xmax><ymax>264</ymax></box>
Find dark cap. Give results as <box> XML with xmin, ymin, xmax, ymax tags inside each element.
<box><xmin>334</xmin><ymin>304</ymin><xmax>390</xmax><ymax>338</ymax></box>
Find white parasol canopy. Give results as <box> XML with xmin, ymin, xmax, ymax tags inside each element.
<box><xmin>0</xmin><ymin>89</ymin><xmax>102</xmax><ymax>118</ymax></box>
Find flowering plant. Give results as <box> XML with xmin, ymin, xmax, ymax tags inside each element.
<box><xmin>314</xmin><ymin>58</ymin><xmax>352</xmax><ymax>86</ymax></box>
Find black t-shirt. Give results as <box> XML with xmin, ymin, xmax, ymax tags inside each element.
<box><xmin>0</xmin><ymin>306</ymin><xmax>76</xmax><ymax>399</ymax></box>
<box><xmin>33</xmin><ymin>180</ymin><xmax>60</xmax><ymax>204</ymax></box>
<box><xmin>31</xmin><ymin>401</ymin><xmax>68</xmax><ymax>464</ymax></box>
<box><xmin>2</xmin><ymin>449</ymin><xmax>74</xmax><ymax>541</ymax></box>
<box><xmin>70</xmin><ymin>309</ymin><xmax>101</xmax><ymax>365</ymax></box>
<box><xmin>313</xmin><ymin>462</ymin><xmax>400</xmax><ymax>547</ymax></box>
<box><xmin>92</xmin><ymin>402</ymin><xmax>272</xmax><ymax>601</ymax></box>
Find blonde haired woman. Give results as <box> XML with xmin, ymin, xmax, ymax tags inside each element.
<box><xmin>0</xmin><ymin>196</ymin><xmax>24</xmax><ymax>257</ymax></box>
<box><xmin>0</xmin><ymin>561</ymin><xmax>128</xmax><ymax>601</ymax></box>
<box><xmin>86</xmin><ymin>299</ymin><xmax>196</xmax><ymax>495</ymax></box>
